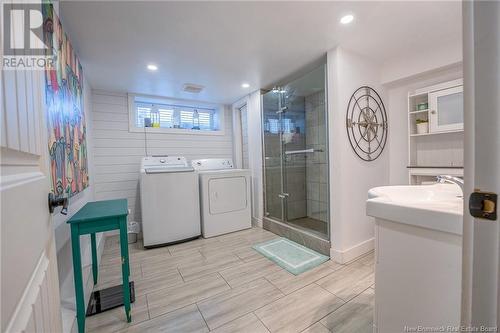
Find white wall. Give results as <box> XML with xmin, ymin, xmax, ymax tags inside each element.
<box><xmin>327</xmin><ymin>47</ymin><xmax>390</xmax><ymax>263</ymax></box>
<box><xmin>231</xmin><ymin>91</ymin><xmax>264</xmax><ymax>226</ymax></box>
<box><xmin>51</xmin><ymin>76</ymin><xmax>102</xmax><ymax>332</ymax></box>
<box><xmin>247</xmin><ymin>91</ymin><xmax>264</xmax><ymax>226</ymax></box>
<box><xmin>381</xmin><ymin>40</ymin><xmax>462</xmax><ymax>85</ymax></box>
<box><xmin>327</xmin><ymin>48</ymin><xmax>463</xmax><ymax>262</ymax></box>
<box><xmin>386</xmin><ymin>65</ymin><xmax>463</xmax><ymax>185</ymax></box>
<box><xmin>91</xmin><ymin>90</ymin><xmax>234</xmax><ymax>223</ymax></box>
<box><xmin>50</xmin><ymin>4</ymin><xmax>104</xmax><ymax>332</ymax></box>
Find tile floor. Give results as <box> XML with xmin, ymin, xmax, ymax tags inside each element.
<box><xmin>87</xmin><ymin>228</ymin><xmax>375</xmax><ymax>333</ymax></box>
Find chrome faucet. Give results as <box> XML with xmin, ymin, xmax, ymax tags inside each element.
<box><xmin>436</xmin><ymin>175</ymin><xmax>464</xmax><ymax>193</ymax></box>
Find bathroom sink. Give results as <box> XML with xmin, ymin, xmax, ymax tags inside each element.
<box><xmin>367</xmin><ymin>184</ymin><xmax>463</xmax><ymax>235</ymax></box>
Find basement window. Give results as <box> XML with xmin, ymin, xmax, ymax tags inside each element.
<box><xmin>266</xmin><ymin>118</ymin><xmax>294</xmax><ymax>134</ymax></box>
<box><xmin>128</xmin><ymin>94</ymin><xmax>224</xmax><ymax>135</ymax></box>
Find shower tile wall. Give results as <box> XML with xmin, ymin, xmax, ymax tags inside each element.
<box><xmin>305</xmin><ymin>91</ymin><xmax>328</xmax><ymax>222</ymax></box>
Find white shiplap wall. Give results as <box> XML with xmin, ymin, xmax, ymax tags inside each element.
<box><xmin>91</xmin><ymin>90</ymin><xmax>234</xmax><ymax>222</ymax></box>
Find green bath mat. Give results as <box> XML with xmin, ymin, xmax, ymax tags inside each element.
<box><xmin>253</xmin><ymin>238</ymin><xmax>329</xmax><ymax>275</ymax></box>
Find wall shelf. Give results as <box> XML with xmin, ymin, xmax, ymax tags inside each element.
<box><xmin>408</xmin><ymin>167</ymin><xmax>463</xmax><ymax>180</ymax></box>
<box><xmin>410</xmin><ymin>129</ymin><xmax>464</xmax><ymax>137</ymax></box>
<box><xmin>409</xmin><ymin>109</ymin><xmax>429</xmax><ymax>114</ymax></box>
<box><xmin>407</xmin><ymin>166</ymin><xmax>464</xmax><ymax>169</ymax></box>
<box><xmin>407</xmin><ymin>79</ymin><xmax>464</xmax><ymax>185</ymax></box>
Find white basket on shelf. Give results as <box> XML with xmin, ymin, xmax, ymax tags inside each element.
<box><xmin>416</xmin><ymin>122</ymin><xmax>429</xmax><ymax>135</ymax></box>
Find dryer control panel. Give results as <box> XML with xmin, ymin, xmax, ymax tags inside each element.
<box><xmin>191</xmin><ymin>158</ymin><xmax>234</xmax><ymax>171</ymax></box>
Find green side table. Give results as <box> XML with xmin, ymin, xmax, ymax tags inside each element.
<box><xmin>67</xmin><ymin>199</ymin><xmax>131</xmax><ymax>333</ymax></box>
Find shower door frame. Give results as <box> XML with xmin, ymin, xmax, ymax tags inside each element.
<box><xmin>277</xmin><ymin>89</ymin><xmax>289</xmax><ymax>222</ymax></box>
<box><xmin>261</xmin><ymin>67</ymin><xmax>330</xmax><ymax>241</ymax></box>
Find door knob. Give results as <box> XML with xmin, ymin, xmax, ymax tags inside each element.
<box><xmin>469</xmin><ymin>190</ymin><xmax>497</xmax><ymax>220</ymax></box>
<box><xmin>48</xmin><ymin>193</ymin><xmax>69</xmax><ymax>215</ymax></box>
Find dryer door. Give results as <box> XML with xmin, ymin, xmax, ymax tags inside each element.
<box><xmin>209</xmin><ymin>176</ymin><xmax>248</xmax><ymax>214</ymax></box>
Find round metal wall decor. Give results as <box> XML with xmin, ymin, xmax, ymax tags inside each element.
<box><xmin>346</xmin><ymin>86</ymin><xmax>388</xmax><ymax>161</ymax></box>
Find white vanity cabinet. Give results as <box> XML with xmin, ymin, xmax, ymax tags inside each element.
<box><xmin>373</xmin><ymin>218</ymin><xmax>462</xmax><ymax>333</ymax></box>
<box><xmin>429</xmin><ymin>85</ymin><xmax>464</xmax><ymax>133</ymax></box>
<box><xmin>367</xmin><ymin>185</ymin><xmax>463</xmax><ymax>333</ymax></box>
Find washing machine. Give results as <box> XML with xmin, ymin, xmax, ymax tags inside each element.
<box><xmin>191</xmin><ymin>158</ymin><xmax>252</xmax><ymax>238</ymax></box>
<box><xmin>140</xmin><ymin>156</ymin><xmax>200</xmax><ymax>247</ymax></box>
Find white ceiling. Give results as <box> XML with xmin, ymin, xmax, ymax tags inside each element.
<box><xmin>60</xmin><ymin>1</ymin><xmax>462</xmax><ymax>104</ymax></box>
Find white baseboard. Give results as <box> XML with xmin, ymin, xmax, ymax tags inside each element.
<box><xmin>103</xmin><ymin>230</ymin><xmax>143</xmax><ymax>240</ymax></box>
<box><xmin>252</xmin><ymin>216</ymin><xmax>263</xmax><ymax>228</ymax></box>
<box><xmin>330</xmin><ymin>237</ymin><xmax>374</xmax><ymax>264</ymax></box>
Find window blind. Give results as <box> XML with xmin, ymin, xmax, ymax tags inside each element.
<box><xmin>135</xmin><ymin>101</ymin><xmax>218</xmax><ymax>131</ymax></box>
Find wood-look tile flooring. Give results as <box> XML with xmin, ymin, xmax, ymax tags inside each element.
<box><xmin>87</xmin><ymin>228</ymin><xmax>374</xmax><ymax>333</ymax></box>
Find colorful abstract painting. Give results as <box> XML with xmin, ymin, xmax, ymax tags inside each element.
<box><xmin>43</xmin><ymin>3</ymin><xmax>88</xmax><ymax>198</ymax></box>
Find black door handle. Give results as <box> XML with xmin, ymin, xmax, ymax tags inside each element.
<box><xmin>48</xmin><ymin>193</ymin><xmax>69</xmax><ymax>215</ymax></box>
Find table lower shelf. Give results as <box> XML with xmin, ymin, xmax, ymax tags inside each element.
<box><xmin>86</xmin><ymin>281</ymin><xmax>135</xmax><ymax>317</ymax></box>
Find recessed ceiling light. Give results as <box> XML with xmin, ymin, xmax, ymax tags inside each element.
<box><xmin>241</xmin><ymin>83</ymin><xmax>250</xmax><ymax>88</ymax></box>
<box><xmin>147</xmin><ymin>64</ymin><xmax>158</xmax><ymax>71</ymax></box>
<box><xmin>340</xmin><ymin>14</ymin><xmax>354</xmax><ymax>25</ymax></box>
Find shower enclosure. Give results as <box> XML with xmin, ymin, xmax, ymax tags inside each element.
<box><xmin>262</xmin><ymin>65</ymin><xmax>329</xmax><ymax>251</ymax></box>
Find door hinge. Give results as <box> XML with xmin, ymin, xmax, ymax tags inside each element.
<box><xmin>469</xmin><ymin>190</ymin><xmax>497</xmax><ymax>221</ymax></box>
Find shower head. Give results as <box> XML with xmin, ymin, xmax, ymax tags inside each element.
<box><xmin>283</xmin><ymin>87</ymin><xmax>296</xmax><ymax>104</ymax></box>
<box><xmin>271</xmin><ymin>86</ymin><xmax>287</xmax><ymax>94</ymax></box>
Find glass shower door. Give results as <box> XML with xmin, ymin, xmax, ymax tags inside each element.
<box><xmin>263</xmin><ymin>86</ymin><xmax>312</xmax><ymax>224</ymax></box>
<box><xmin>281</xmin><ymin>90</ymin><xmax>307</xmax><ymax>223</ymax></box>
<box><xmin>262</xmin><ymin>91</ymin><xmax>285</xmax><ymax>221</ymax></box>
<box><xmin>262</xmin><ymin>64</ymin><xmax>329</xmax><ymax>240</ymax></box>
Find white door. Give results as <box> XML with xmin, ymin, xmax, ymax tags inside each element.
<box><xmin>239</xmin><ymin>105</ymin><xmax>250</xmax><ymax>169</ymax></box>
<box><xmin>462</xmin><ymin>0</ymin><xmax>499</xmax><ymax>329</ymax></box>
<box><xmin>231</xmin><ymin>99</ymin><xmax>249</xmax><ymax>170</ymax></box>
<box><xmin>1</xmin><ymin>2</ymin><xmax>63</xmax><ymax>331</ymax></box>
